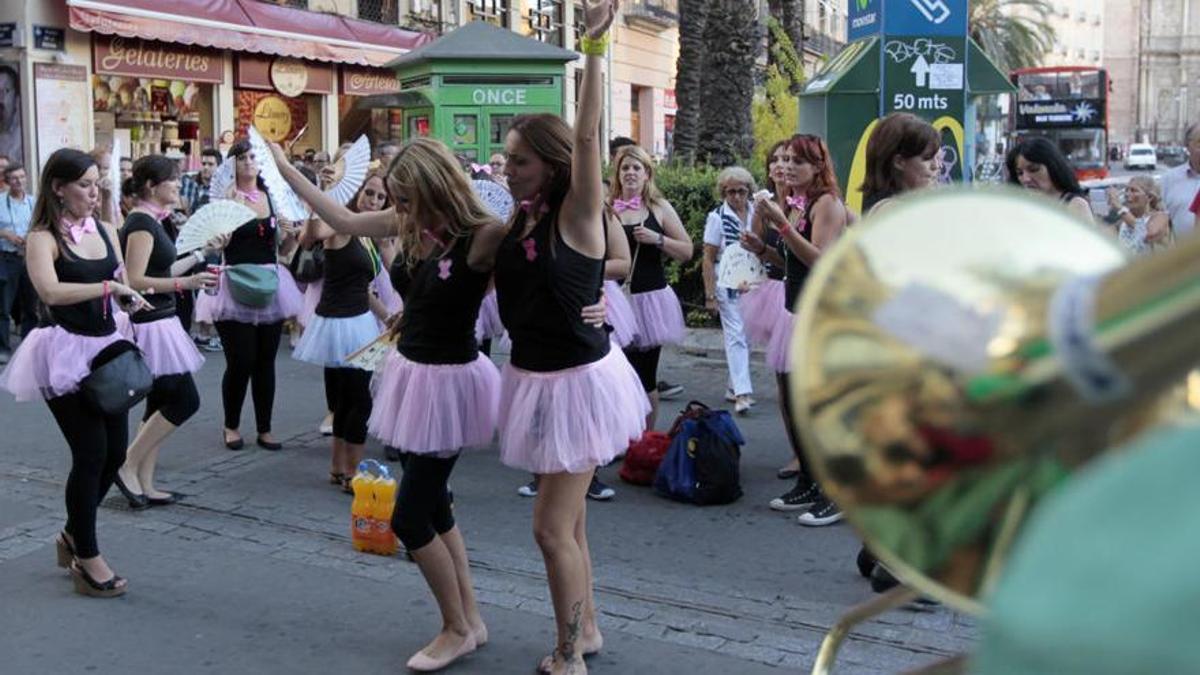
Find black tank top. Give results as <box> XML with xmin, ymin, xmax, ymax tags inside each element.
<box><xmin>495</xmin><ymin>211</ymin><xmax>609</xmax><ymax>371</ymax></box>
<box><xmin>761</xmin><ymin>227</ymin><xmax>785</xmax><ymax>281</ymax></box>
<box><xmin>622</xmin><ymin>208</ymin><xmax>668</xmax><ymax>294</ymax></box>
<box><xmin>48</xmin><ymin>225</ymin><xmax>119</xmax><ymax>337</ymax></box>
<box><xmin>223</xmin><ymin>197</ymin><xmax>277</xmax><ymax>266</ymax></box>
<box><xmin>390</xmin><ymin>235</ymin><xmax>489</xmax><ymax>365</ymax></box>
<box><xmin>316</xmin><ymin>237</ymin><xmax>374</xmax><ymax>318</ymax></box>
<box><xmin>783</xmin><ymin>200</ymin><xmax>816</xmax><ymax>312</ymax></box>
<box><xmin>121</xmin><ymin>212</ymin><xmax>178</xmax><ymax>324</ymax></box>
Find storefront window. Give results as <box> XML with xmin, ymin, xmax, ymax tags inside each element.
<box><xmin>469</xmin><ymin>0</ymin><xmax>510</xmax><ymax>28</ymax></box>
<box><xmin>409</xmin><ymin>115</ymin><xmax>431</xmax><ymax>137</ymax></box>
<box><xmin>93</xmin><ymin>75</ymin><xmax>214</xmax><ymax>169</ymax></box>
<box><xmin>453</xmin><ymin>113</ymin><xmax>479</xmax><ymax>146</ymax></box>
<box><xmin>529</xmin><ymin>0</ymin><xmax>565</xmax><ymax>47</ymax></box>
<box><xmin>490</xmin><ymin>114</ymin><xmax>515</xmax><ymax>144</ymax></box>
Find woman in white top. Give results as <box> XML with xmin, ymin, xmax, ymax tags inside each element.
<box><xmin>1105</xmin><ymin>176</ymin><xmax>1171</xmax><ymax>256</ymax></box>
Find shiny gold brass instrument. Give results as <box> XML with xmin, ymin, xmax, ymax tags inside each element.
<box><xmin>789</xmin><ymin>189</ymin><xmax>1200</xmax><ymax>673</ymax></box>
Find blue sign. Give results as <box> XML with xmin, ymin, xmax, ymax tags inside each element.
<box><xmin>849</xmin><ymin>0</ymin><xmax>968</xmax><ymax>40</ymax></box>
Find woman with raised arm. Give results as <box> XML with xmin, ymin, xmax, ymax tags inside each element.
<box><xmin>0</xmin><ymin>148</ymin><xmax>152</xmax><ymax>597</ymax></box>
<box><xmin>270</xmin><ymin>136</ymin><xmax>506</xmax><ymax>672</ymax></box>
<box><xmin>608</xmin><ymin>144</ymin><xmax>692</xmax><ymax>430</ymax></box>
<box><xmin>752</xmin><ymin>134</ymin><xmax>849</xmax><ymax>527</ymax></box>
<box><xmin>113</xmin><ymin>155</ymin><xmax>226</xmax><ymax>510</ymax></box>
<box><xmin>499</xmin><ymin>2</ymin><xmax>647</xmax><ymax>672</ymax></box>
<box><xmin>208</xmin><ymin>139</ymin><xmax>303</xmax><ymax>451</ymax></box>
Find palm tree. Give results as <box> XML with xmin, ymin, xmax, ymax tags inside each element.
<box><xmin>671</xmin><ymin>0</ymin><xmax>712</xmax><ymax>163</ymax></box>
<box><xmin>969</xmin><ymin>0</ymin><xmax>1057</xmax><ymax>72</ymax></box>
<box><xmin>697</xmin><ymin>0</ymin><xmax>758</xmax><ymax>166</ymax></box>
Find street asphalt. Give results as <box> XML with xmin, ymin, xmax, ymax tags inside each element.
<box><xmin>0</xmin><ymin>330</ymin><xmax>977</xmax><ymax>674</ymax></box>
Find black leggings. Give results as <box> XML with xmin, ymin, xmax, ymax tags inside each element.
<box><xmin>214</xmin><ymin>320</ymin><xmax>283</xmax><ymax>433</ymax></box>
<box><xmin>143</xmin><ymin>373</ymin><xmax>200</xmax><ymax>427</ymax></box>
<box><xmin>322</xmin><ymin>367</ymin><xmax>372</xmax><ymax>445</ymax></box>
<box><xmin>777</xmin><ymin>372</ymin><xmax>811</xmax><ymax>469</ymax></box>
<box><xmin>392</xmin><ymin>453</ymin><xmax>458</xmax><ymax>551</ymax></box>
<box><xmin>624</xmin><ymin>345</ymin><xmax>662</xmax><ymax>393</ymax></box>
<box><xmin>47</xmin><ymin>392</ymin><xmax>129</xmax><ymax>559</ymax></box>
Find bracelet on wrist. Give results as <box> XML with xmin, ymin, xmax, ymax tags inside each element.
<box><xmin>579</xmin><ymin>33</ymin><xmax>610</xmax><ymax>57</ymax></box>
<box><xmin>778</xmin><ymin>221</ymin><xmax>794</xmax><ymax>235</ymax></box>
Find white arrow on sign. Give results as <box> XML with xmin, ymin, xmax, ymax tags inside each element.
<box><xmin>910</xmin><ymin>55</ymin><xmax>930</xmax><ymax>87</ymax></box>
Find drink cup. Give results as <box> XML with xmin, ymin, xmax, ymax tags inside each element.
<box><xmin>205</xmin><ymin>264</ymin><xmax>221</xmax><ymax>296</ymax></box>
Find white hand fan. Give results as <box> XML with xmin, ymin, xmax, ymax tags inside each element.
<box><xmin>108</xmin><ymin>140</ymin><xmax>121</xmax><ymax>222</ymax></box>
<box><xmin>175</xmin><ymin>200</ymin><xmax>258</xmax><ymax>254</ymax></box>
<box><xmin>248</xmin><ymin>126</ymin><xmax>310</xmax><ymax>223</ymax></box>
<box><xmin>472</xmin><ymin>179</ymin><xmax>514</xmax><ymax>220</ymax></box>
<box><xmin>717</xmin><ymin>243</ymin><xmax>767</xmax><ymax>291</ymax></box>
<box><xmin>325</xmin><ymin>135</ymin><xmax>371</xmax><ymax>206</ymax></box>
<box><xmin>207</xmin><ymin>156</ymin><xmax>235</xmax><ymax>202</ymax></box>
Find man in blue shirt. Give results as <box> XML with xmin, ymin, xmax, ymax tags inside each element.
<box><xmin>0</xmin><ymin>163</ymin><xmax>33</xmax><ymax>363</ymax></box>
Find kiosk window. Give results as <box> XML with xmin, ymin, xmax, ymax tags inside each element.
<box><xmin>453</xmin><ymin>114</ymin><xmax>479</xmax><ymax>146</ymax></box>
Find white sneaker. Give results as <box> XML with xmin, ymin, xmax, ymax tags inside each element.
<box><xmin>318</xmin><ymin>414</ymin><xmax>333</xmax><ymax>436</ymax></box>
<box><xmin>797</xmin><ymin>495</ymin><xmax>844</xmax><ymax>527</ymax></box>
<box><xmin>735</xmin><ymin>395</ymin><xmax>752</xmax><ymax>415</ymax></box>
<box><xmin>724</xmin><ymin>388</ymin><xmax>737</xmax><ymax>402</ymax></box>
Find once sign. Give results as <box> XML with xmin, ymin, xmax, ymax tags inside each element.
<box><xmin>470</xmin><ymin>88</ymin><xmax>527</xmax><ymax>105</ymax></box>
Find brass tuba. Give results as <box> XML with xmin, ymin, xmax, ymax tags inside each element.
<box><xmin>789</xmin><ymin>188</ymin><xmax>1200</xmax><ymax>673</ymax></box>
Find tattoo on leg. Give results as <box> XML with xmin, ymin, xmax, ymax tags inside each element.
<box><xmin>560</xmin><ymin>600</ymin><xmax>584</xmax><ymax>663</ymax></box>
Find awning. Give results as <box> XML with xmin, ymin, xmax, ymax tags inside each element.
<box><xmin>67</xmin><ymin>0</ymin><xmax>433</xmax><ymax>68</ymax></box>
<box><xmin>967</xmin><ymin>40</ymin><xmax>1017</xmax><ymax>96</ymax></box>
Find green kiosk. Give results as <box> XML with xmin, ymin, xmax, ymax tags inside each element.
<box><xmin>799</xmin><ymin>0</ymin><xmax>1014</xmax><ymax>213</ymax></box>
<box><xmin>364</xmin><ymin>21</ymin><xmax>578</xmax><ymax>163</ymax></box>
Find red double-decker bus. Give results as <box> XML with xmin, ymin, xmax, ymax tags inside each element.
<box><xmin>1011</xmin><ymin>66</ymin><xmax>1110</xmax><ymax>181</ymax></box>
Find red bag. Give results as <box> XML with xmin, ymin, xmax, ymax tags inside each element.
<box><xmin>619</xmin><ymin>431</ymin><xmax>672</xmax><ymax>485</ymax></box>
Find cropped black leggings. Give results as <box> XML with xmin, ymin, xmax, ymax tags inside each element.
<box><xmin>215</xmin><ymin>320</ymin><xmax>283</xmax><ymax>433</ymax></box>
<box><xmin>624</xmin><ymin>345</ymin><xmax>662</xmax><ymax>393</ymax></box>
<box><xmin>322</xmin><ymin>367</ymin><xmax>372</xmax><ymax>445</ymax></box>
<box><xmin>391</xmin><ymin>453</ymin><xmax>458</xmax><ymax>551</ymax></box>
<box><xmin>142</xmin><ymin>373</ymin><xmax>200</xmax><ymax>427</ymax></box>
<box><xmin>47</xmin><ymin>391</ymin><xmax>129</xmax><ymax>559</ymax></box>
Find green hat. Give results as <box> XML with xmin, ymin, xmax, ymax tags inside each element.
<box><xmin>975</xmin><ymin>423</ymin><xmax>1200</xmax><ymax>674</ymax></box>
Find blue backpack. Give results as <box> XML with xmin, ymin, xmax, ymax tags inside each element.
<box><xmin>654</xmin><ymin>401</ymin><xmax>745</xmax><ymax>505</ymax></box>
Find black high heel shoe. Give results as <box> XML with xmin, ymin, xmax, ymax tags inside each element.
<box><xmin>114</xmin><ymin>474</ymin><xmax>149</xmax><ymax>510</ymax></box>
<box><xmin>69</xmin><ymin>560</ymin><xmax>127</xmax><ymax>598</ymax></box>
<box><xmin>55</xmin><ymin>531</ymin><xmax>75</xmax><ymax>569</ymax></box>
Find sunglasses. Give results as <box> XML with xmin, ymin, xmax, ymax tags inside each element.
<box><xmin>725</xmin><ymin>188</ymin><xmax>749</xmax><ymax>195</ymax></box>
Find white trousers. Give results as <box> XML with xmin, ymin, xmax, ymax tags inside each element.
<box><xmin>717</xmin><ymin>288</ymin><xmax>752</xmax><ymax>396</ymax></box>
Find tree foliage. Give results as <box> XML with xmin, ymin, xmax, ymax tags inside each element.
<box><xmin>969</xmin><ymin>0</ymin><xmax>1057</xmax><ymax>72</ymax></box>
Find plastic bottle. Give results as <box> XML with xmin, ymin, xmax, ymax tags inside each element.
<box><xmin>350</xmin><ymin>462</ymin><xmax>376</xmax><ymax>553</ymax></box>
<box><xmin>374</xmin><ymin>464</ymin><xmax>399</xmax><ymax>556</ymax></box>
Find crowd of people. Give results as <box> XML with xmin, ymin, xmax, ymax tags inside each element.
<box><xmin>3</xmin><ymin>7</ymin><xmax>1198</xmax><ymax>669</ymax></box>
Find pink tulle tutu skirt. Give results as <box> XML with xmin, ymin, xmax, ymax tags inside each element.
<box><xmin>741</xmin><ymin>279</ymin><xmax>786</xmax><ymax>348</ymax></box>
<box><xmin>130</xmin><ymin>316</ymin><xmax>204</xmax><ymax>377</ymax></box>
<box><xmin>368</xmin><ymin>351</ymin><xmax>501</xmax><ymax>455</ymax></box>
<box><xmin>474</xmin><ymin>289</ymin><xmax>505</xmax><ymax>343</ymax></box>
<box><xmin>298</xmin><ymin>279</ymin><xmax>322</xmax><ymax>328</ymax></box>
<box><xmin>206</xmin><ymin>264</ymin><xmax>303</xmax><ymax>325</ymax></box>
<box><xmin>0</xmin><ymin>327</ymin><xmax>129</xmax><ymax>402</ymax></box>
<box><xmin>194</xmin><ymin>291</ymin><xmax>215</xmax><ymax>324</ymax></box>
<box><xmin>498</xmin><ymin>345</ymin><xmax>649</xmax><ymax>474</ymax></box>
<box><xmin>113</xmin><ymin>305</ymin><xmax>133</xmax><ymax>339</ymax></box>
<box><xmin>373</xmin><ymin>270</ymin><xmax>403</xmax><ymax>317</ymax></box>
<box><xmin>766</xmin><ymin>311</ymin><xmax>796</xmax><ymax>374</ymax></box>
<box><xmin>629</xmin><ymin>286</ymin><xmax>685</xmax><ymax>349</ymax></box>
<box><xmin>603</xmin><ymin>281</ymin><xmax>638</xmax><ymax>348</ymax></box>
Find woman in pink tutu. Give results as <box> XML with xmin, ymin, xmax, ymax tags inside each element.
<box><xmin>750</xmin><ymin>134</ymin><xmax>848</xmax><ymax>526</ymax></box>
<box><xmin>609</xmin><ymin>143</ymin><xmax>692</xmax><ymax>430</ymax></box>
<box><xmin>497</xmin><ymin>2</ymin><xmax>649</xmax><ymax>671</ymax></box>
<box><xmin>113</xmin><ymin>155</ymin><xmax>227</xmax><ymax>509</ymax></box>
<box><xmin>0</xmin><ymin>148</ymin><xmax>152</xmax><ymax>597</ymax></box>
<box><xmin>740</xmin><ymin>140</ymin><xmax>790</xmax><ymax>351</ymax></box>
<box><xmin>208</xmin><ymin>138</ymin><xmax>303</xmax><ymax>451</ymax></box>
<box><xmin>270</xmin><ymin>137</ymin><xmax>508</xmax><ymax>672</ymax></box>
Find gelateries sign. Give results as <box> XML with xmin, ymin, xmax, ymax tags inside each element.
<box><xmin>93</xmin><ymin>36</ymin><xmax>223</xmax><ymax>84</ymax></box>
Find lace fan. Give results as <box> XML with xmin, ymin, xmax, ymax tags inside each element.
<box><xmin>175</xmin><ymin>200</ymin><xmax>258</xmax><ymax>254</ymax></box>
<box><xmin>325</xmin><ymin>136</ymin><xmax>371</xmax><ymax>206</ymax></box>
<box><xmin>472</xmin><ymin>179</ymin><xmax>514</xmax><ymax>220</ymax></box>
<box><xmin>716</xmin><ymin>243</ymin><xmax>767</xmax><ymax>291</ymax></box>
<box><xmin>248</xmin><ymin>126</ymin><xmax>310</xmax><ymax>223</ymax></box>
<box><xmin>207</xmin><ymin>156</ymin><xmax>236</xmax><ymax>202</ymax></box>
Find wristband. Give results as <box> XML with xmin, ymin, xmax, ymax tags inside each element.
<box><xmin>193</xmin><ymin>250</ymin><xmax>206</xmax><ymax>265</ymax></box>
<box><xmin>778</xmin><ymin>221</ymin><xmax>794</xmax><ymax>235</ymax></box>
<box><xmin>102</xmin><ymin>281</ymin><xmax>110</xmax><ymax>319</ymax></box>
<box><xmin>657</xmin><ymin>232</ymin><xmax>665</xmax><ymax>247</ymax></box>
<box><xmin>579</xmin><ymin>33</ymin><xmax>609</xmax><ymax>56</ymax></box>
<box><xmin>174</xmin><ymin>278</ymin><xmax>183</xmax><ymax>294</ymax></box>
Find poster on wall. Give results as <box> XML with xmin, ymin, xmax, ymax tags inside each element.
<box><xmin>0</xmin><ymin>61</ymin><xmax>23</xmax><ymax>166</ymax></box>
<box><xmin>34</xmin><ymin>63</ymin><xmax>89</xmax><ymax>170</ymax></box>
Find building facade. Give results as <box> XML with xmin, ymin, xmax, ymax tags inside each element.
<box><xmin>1135</xmin><ymin>0</ymin><xmax>1200</xmax><ymax>145</ymax></box>
<box><xmin>1103</xmin><ymin>0</ymin><xmax>1140</xmax><ymax>147</ymax></box>
<box><xmin>1038</xmin><ymin>0</ymin><xmax>1105</xmax><ymax>68</ymax></box>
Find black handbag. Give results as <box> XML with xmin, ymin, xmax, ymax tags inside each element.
<box><xmin>81</xmin><ymin>340</ymin><xmax>153</xmax><ymax>416</ymax></box>
<box><xmin>292</xmin><ymin>243</ymin><xmax>325</xmax><ymax>284</ymax></box>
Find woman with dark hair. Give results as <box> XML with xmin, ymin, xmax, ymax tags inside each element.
<box><xmin>1006</xmin><ymin>137</ymin><xmax>1093</xmax><ymax>221</ymax></box>
<box><xmin>861</xmin><ymin>112</ymin><xmax>941</xmax><ymax>215</ymax></box>
<box><xmin>113</xmin><ymin>155</ymin><xmax>227</xmax><ymax>509</ymax></box>
<box><xmin>0</xmin><ymin>148</ymin><xmax>152</xmax><ymax>596</ymax></box>
<box><xmin>751</xmin><ymin>133</ymin><xmax>848</xmax><ymax>526</ymax></box>
<box><xmin>499</xmin><ymin>2</ymin><xmax>648</xmax><ymax>671</ymax></box>
<box><xmin>208</xmin><ymin>138</ymin><xmax>304</xmax><ymax>451</ymax></box>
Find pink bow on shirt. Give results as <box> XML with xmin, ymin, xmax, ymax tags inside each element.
<box><xmin>137</xmin><ymin>201</ymin><xmax>172</xmax><ymax>222</ymax></box>
<box><xmin>236</xmin><ymin>189</ymin><xmax>262</xmax><ymax>204</ymax></box>
<box><xmin>613</xmin><ymin>195</ymin><xmax>643</xmax><ymax>213</ymax></box>
<box><xmin>62</xmin><ymin>217</ymin><xmax>97</xmax><ymax>244</ymax></box>
<box><xmin>785</xmin><ymin>195</ymin><xmax>807</xmax><ymax>211</ymax></box>
<box><xmin>519</xmin><ymin>197</ymin><xmax>548</xmax><ymax>215</ymax></box>
<box><xmin>470</xmin><ymin>163</ymin><xmax>492</xmax><ymax>175</ymax></box>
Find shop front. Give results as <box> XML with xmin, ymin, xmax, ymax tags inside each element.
<box><xmin>234</xmin><ymin>54</ymin><xmax>332</xmax><ymax>156</ymax></box>
<box><xmin>338</xmin><ymin>65</ymin><xmax>404</xmax><ymax>146</ymax></box>
<box><xmin>91</xmin><ymin>35</ymin><xmax>222</xmax><ymax>170</ymax></box>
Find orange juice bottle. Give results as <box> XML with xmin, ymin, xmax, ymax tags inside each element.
<box><xmin>374</xmin><ymin>465</ymin><xmax>399</xmax><ymax>556</ymax></box>
<box><xmin>350</xmin><ymin>463</ymin><xmax>375</xmax><ymax>552</ymax></box>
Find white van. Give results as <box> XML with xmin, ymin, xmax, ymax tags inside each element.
<box><xmin>1124</xmin><ymin>143</ymin><xmax>1158</xmax><ymax>170</ymax></box>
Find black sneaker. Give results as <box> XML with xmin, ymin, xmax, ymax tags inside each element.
<box><xmin>517</xmin><ymin>478</ymin><xmax>539</xmax><ymax>497</ymax></box>
<box><xmin>657</xmin><ymin>380</ymin><xmax>684</xmax><ymax>399</ymax></box>
<box><xmin>797</xmin><ymin>494</ymin><xmax>844</xmax><ymax>526</ymax></box>
<box><xmin>769</xmin><ymin>476</ymin><xmax>818</xmax><ymax>511</ymax></box>
<box><xmin>587</xmin><ymin>475</ymin><xmax>615</xmax><ymax>501</ymax></box>
<box><xmin>856</xmin><ymin>546</ymin><xmax>877</xmax><ymax>578</ymax></box>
